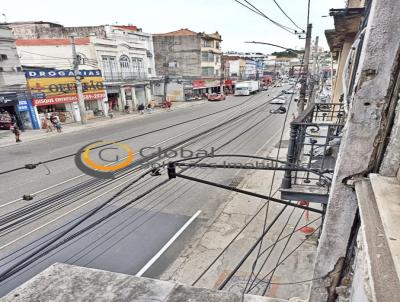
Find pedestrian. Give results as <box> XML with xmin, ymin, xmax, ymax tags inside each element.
<box><xmin>150</xmin><ymin>99</ymin><xmax>156</xmax><ymax>112</ymax></box>
<box><xmin>165</xmin><ymin>98</ymin><xmax>172</xmax><ymax>111</ymax></box>
<box><xmin>138</xmin><ymin>103</ymin><xmax>145</xmax><ymax>115</ymax></box>
<box><xmin>147</xmin><ymin>103</ymin><xmax>152</xmax><ymax>113</ymax></box>
<box><xmin>11</xmin><ymin>123</ymin><xmax>21</xmax><ymax>143</ymax></box>
<box><xmin>50</xmin><ymin>114</ymin><xmax>62</xmax><ymax>133</ymax></box>
<box><xmin>44</xmin><ymin>112</ymin><xmax>53</xmax><ymax>132</ymax></box>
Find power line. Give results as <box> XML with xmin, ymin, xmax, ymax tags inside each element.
<box><xmin>0</xmin><ymin>97</ymin><xmax>278</xmax><ymax>280</ymax></box>
<box><xmin>233</xmin><ymin>0</ymin><xmax>297</xmax><ymax>34</ymax></box>
<box><xmin>242</xmin><ymin>0</ymin><xmax>297</xmax><ymax>32</ymax></box>
<box><xmin>0</xmin><ymin>91</ymin><xmax>286</xmax><ymax>177</ymax></box>
<box><xmin>246</xmin><ymin>64</ymin><xmax>304</xmax><ymax>290</ymax></box>
<box><xmin>272</xmin><ymin>0</ymin><xmax>305</xmax><ymax>32</ymax></box>
<box><xmin>246</xmin><ymin>225</ymin><xmax>321</xmax><ymax>291</ymax></box>
<box><xmin>192</xmin><ymin>214</ymin><xmax>320</xmax><ymax>285</ymax></box>
<box><xmin>0</xmin><ymin>175</ymin><xmax>169</xmax><ymax>282</ymax></box>
<box><xmin>243</xmin><ymin>207</ymin><xmax>297</xmax><ymax>293</ymax></box>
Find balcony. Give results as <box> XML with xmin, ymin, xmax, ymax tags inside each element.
<box><xmin>103</xmin><ymin>71</ymin><xmax>147</xmax><ymax>82</ymax></box>
<box><xmin>280</xmin><ymin>102</ymin><xmax>346</xmax><ymax>204</ymax></box>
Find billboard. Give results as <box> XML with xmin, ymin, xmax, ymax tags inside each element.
<box><xmin>25</xmin><ymin>70</ymin><xmax>106</xmax><ymax>106</ymax></box>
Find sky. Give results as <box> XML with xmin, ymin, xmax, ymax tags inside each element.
<box><xmin>1</xmin><ymin>0</ymin><xmax>346</xmax><ymax>54</ymax></box>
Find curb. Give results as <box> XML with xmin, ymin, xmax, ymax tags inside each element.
<box><xmin>0</xmin><ymin>100</ymin><xmax>207</xmax><ymax>148</ymax></box>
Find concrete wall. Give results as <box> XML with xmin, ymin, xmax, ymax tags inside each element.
<box><xmin>309</xmin><ymin>0</ymin><xmax>400</xmax><ymax>300</ymax></box>
<box><xmin>153</xmin><ymin>34</ymin><xmax>202</xmax><ymax>77</ymax></box>
<box><xmin>0</xmin><ymin>26</ymin><xmax>26</xmax><ymax>88</ymax></box>
<box><xmin>2</xmin><ymin>263</ymin><xmax>287</xmax><ymax>302</ymax></box>
<box><xmin>9</xmin><ymin>22</ymin><xmax>107</xmax><ymax>39</ymax></box>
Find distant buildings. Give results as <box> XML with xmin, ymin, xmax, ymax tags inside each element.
<box><xmin>152</xmin><ymin>28</ymin><xmax>223</xmax><ymax>101</ymax></box>
<box><xmin>6</xmin><ymin>21</ymin><xmax>156</xmax><ymax>120</ymax></box>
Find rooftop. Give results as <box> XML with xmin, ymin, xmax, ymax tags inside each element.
<box><xmin>2</xmin><ymin>263</ymin><xmax>288</xmax><ymax>302</ymax></box>
<box><xmin>153</xmin><ymin>28</ymin><xmax>198</xmax><ymax>36</ymax></box>
<box><xmin>16</xmin><ymin>37</ymin><xmax>90</xmax><ymax>46</ymax></box>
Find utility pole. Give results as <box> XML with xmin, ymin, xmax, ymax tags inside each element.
<box><xmin>297</xmin><ymin>23</ymin><xmax>312</xmax><ymax>113</ymax></box>
<box><xmin>70</xmin><ymin>34</ymin><xmax>87</xmax><ymax>124</ymax></box>
<box><xmin>163</xmin><ymin>75</ymin><xmax>169</xmax><ymax>102</ymax></box>
<box><xmin>220</xmin><ymin>56</ymin><xmax>225</xmax><ymax>94</ymax></box>
<box><xmin>312</xmin><ymin>36</ymin><xmax>319</xmax><ymax>76</ymax></box>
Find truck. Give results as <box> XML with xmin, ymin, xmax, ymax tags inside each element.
<box><xmin>234</xmin><ymin>80</ymin><xmax>260</xmax><ymax>96</ymax></box>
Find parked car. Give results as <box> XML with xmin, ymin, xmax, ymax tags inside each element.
<box><xmin>207</xmin><ymin>93</ymin><xmax>226</xmax><ymax>101</ymax></box>
<box><xmin>270</xmin><ymin>97</ymin><xmax>287</xmax><ymax>105</ymax></box>
<box><xmin>282</xmin><ymin>89</ymin><xmax>295</xmax><ymax>94</ymax></box>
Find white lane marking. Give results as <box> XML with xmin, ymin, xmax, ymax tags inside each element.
<box><xmin>0</xmin><ymin>169</ymin><xmax>145</xmax><ymax>252</ymax></box>
<box><xmin>135</xmin><ymin>210</ymin><xmax>202</xmax><ymax>277</ymax></box>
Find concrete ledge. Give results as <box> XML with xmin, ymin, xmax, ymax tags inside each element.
<box><xmin>1</xmin><ymin>263</ymin><xmax>288</xmax><ymax>302</ymax></box>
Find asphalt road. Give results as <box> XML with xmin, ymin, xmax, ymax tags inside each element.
<box><xmin>0</xmin><ymin>85</ymin><xmax>295</xmax><ymax>296</ymax></box>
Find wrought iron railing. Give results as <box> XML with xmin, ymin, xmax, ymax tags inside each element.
<box><xmin>281</xmin><ymin>103</ymin><xmax>346</xmax><ymax>196</ymax></box>
<box><xmin>103</xmin><ymin>71</ymin><xmax>147</xmax><ymax>82</ymax></box>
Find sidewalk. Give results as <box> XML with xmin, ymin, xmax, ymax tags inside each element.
<box><xmin>159</xmin><ymin>130</ymin><xmax>319</xmax><ymax>301</ymax></box>
<box><xmin>0</xmin><ymin>100</ymin><xmax>207</xmax><ymax>148</ymax></box>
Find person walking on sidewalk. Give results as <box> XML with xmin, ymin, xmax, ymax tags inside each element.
<box><xmin>11</xmin><ymin>123</ymin><xmax>21</xmax><ymax>143</ymax></box>
<box><xmin>138</xmin><ymin>103</ymin><xmax>145</xmax><ymax>115</ymax></box>
<box><xmin>150</xmin><ymin>99</ymin><xmax>156</xmax><ymax>113</ymax></box>
<box><xmin>50</xmin><ymin>114</ymin><xmax>62</xmax><ymax>133</ymax></box>
<box><xmin>165</xmin><ymin>98</ymin><xmax>172</xmax><ymax>111</ymax></box>
<box><xmin>44</xmin><ymin>112</ymin><xmax>54</xmax><ymax>132</ymax></box>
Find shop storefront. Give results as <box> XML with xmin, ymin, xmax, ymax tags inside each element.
<box><xmin>192</xmin><ymin>79</ymin><xmax>223</xmax><ymax>97</ymax></box>
<box><xmin>0</xmin><ymin>92</ymin><xmax>39</xmax><ymax>130</ymax></box>
<box><xmin>135</xmin><ymin>85</ymin><xmax>147</xmax><ymax>105</ymax></box>
<box><xmin>26</xmin><ymin>69</ymin><xmax>106</xmax><ymax>124</ymax></box>
<box><xmin>0</xmin><ymin>93</ymin><xmax>20</xmax><ymax>130</ymax></box>
<box><xmin>17</xmin><ymin>99</ymin><xmax>40</xmax><ymax>129</ymax></box>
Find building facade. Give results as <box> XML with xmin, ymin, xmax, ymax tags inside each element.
<box><xmin>0</xmin><ymin>25</ymin><xmax>39</xmax><ymax>130</ymax></box>
<box><xmin>152</xmin><ymin>29</ymin><xmax>222</xmax><ymax>101</ymax></box>
<box><xmin>7</xmin><ymin>21</ymin><xmax>156</xmax><ymax>120</ymax></box>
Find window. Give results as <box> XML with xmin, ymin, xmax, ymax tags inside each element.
<box><xmin>102</xmin><ymin>56</ymin><xmax>118</xmax><ymax>79</ymax></box>
<box><xmin>16</xmin><ymin>67</ymin><xmax>22</xmax><ymax>72</ymax></box>
<box><xmin>119</xmin><ymin>55</ymin><xmax>130</xmax><ymax>69</ymax></box>
<box><xmin>0</xmin><ymin>67</ymin><xmax>3</xmax><ymax>72</ymax></box>
<box><xmin>148</xmin><ymin>68</ymin><xmax>152</xmax><ymax>74</ymax></box>
<box><xmin>216</xmin><ymin>41</ymin><xmax>220</xmax><ymax>49</ymax></box>
<box><xmin>168</xmin><ymin>61</ymin><xmax>178</xmax><ymax>68</ymax></box>
<box><xmin>0</xmin><ymin>54</ymin><xmax>7</xmax><ymax>61</ymax></box>
<box><xmin>202</xmin><ymin>67</ymin><xmax>214</xmax><ymax>76</ymax></box>
<box><xmin>202</xmin><ymin>52</ymin><xmax>214</xmax><ymax>62</ymax></box>
<box><xmin>132</xmin><ymin>57</ymin><xmax>145</xmax><ymax>76</ymax></box>
<box><xmin>201</xmin><ymin>39</ymin><xmax>213</xmax><ymax>48</ymax></box>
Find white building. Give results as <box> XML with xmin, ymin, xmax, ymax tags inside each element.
<box><xmin>8</xmin><ymin>22</ymin><xmax>156</xmax><ymax>118</ymax></box>
<box><xmin>0</xmin><ymin>25</ymin><xmax>40</xmax><ymax>130</ymax></box>
<box><xmin>0</xmin><ymin>26</ymin><xmax>25</xmax><ymax>89</ymax></box>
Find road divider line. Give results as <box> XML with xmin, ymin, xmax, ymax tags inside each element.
<box><xmin>135</xmin><ymin>210</ymin><xmax>202</xmax><ymax>277</ymax></box>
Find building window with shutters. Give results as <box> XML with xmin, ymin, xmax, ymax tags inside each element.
<box><xmin>102</xmin><ymin>56</ymin><xmax>117</xmax><ymax>80</ymax></box>
<box><xmin>202</xmin><ymin>67</ymin><xmax>214</xmax><ymax>76</ymax></box>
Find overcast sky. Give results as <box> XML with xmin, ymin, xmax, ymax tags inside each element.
<box><xmin>1</xmin><ymin>0</ymin><xmax>346</xmax><ymax>54</ymax></box>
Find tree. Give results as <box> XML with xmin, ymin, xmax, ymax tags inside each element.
<box><xmin>271</xmin><ymin>50</ymin><xmax>303</xmax><ymax>58</ymax></box>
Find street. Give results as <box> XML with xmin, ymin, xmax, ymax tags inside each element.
<box><xmin>0</xmin><ymin>86</ymin><xmax>292</xmax><ymax>296</ymax></box>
